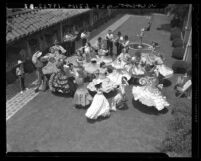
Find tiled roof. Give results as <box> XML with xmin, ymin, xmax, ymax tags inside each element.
<box><xmin>6</xmin><ymin>9</ymin><xmax>91</xmax><ymax>43</ymax></box>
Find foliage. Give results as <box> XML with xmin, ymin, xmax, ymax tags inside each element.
<box><xmin>172</xmin><ymin>47</ymin><xmax>185</xmax><ymax>60</ymax></box>
<box><xmin>170</xmin><ymin>29</ymin><xmax>181</xmax><ymax>40</ymax></box>
<box><xmin>160</xmin><ymin>102</ymin><xmax>192</xmax><ymax>157</ymax></box>
<box><xmin>172</xmin><ymin>60</ymin><xmax>189</xmax><ymax>74</ymax></box>
<box><xmin>172</xmin><ymin>38</ymin><xmax>183</xmax><ymax>47</ymax></box>
<box><xmin>166</xmin><ymin>4</ymin><xmax>189</xmax><ymax>28</ymax></box>
<box><xmin>171</xmin><ymin>27</ymin><xmax>181</xmax><ymax>33</ymax></box>
<box><xmin>170</xmin><ymin>17</ymin><xmax>183</xmax><ymax>28</ymax></box>
<box><xmin>168</xmin><ymin>4</ymin><xmax>189</xmax><ymax>19</ymax></box>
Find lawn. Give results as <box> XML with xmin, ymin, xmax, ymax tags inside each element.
<box><xmin>7</xmin><ymin>13</ymin><xmax>191</xmax><ymax>155</ymax></box>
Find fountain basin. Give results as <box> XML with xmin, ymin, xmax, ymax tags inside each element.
<box><xmin>129</xmin><ymin>43</ymin><xmax>152</xmax><ymax>53</ymax></box>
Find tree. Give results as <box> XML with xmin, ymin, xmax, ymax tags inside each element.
<box><xmin>166</xmin><ymin>4</ymin><xmax>189</xmax><ymax>28</ymax></box>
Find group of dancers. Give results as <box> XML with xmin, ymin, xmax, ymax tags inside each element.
<box><xmin>28</xmin><ymin>28</ymin><xmax>174</xmax><ymax>121</ymax></box>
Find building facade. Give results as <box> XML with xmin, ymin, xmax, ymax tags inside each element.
<box><xmin>6</xmin><ymin>8</ymin><xmax>116</xmax><ymax>84</ymax></box>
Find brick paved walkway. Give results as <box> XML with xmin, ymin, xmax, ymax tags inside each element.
<box><xmin>6</xmin><ymin>72</ymin><xmax>38</xmax><ymax>101</ymax></box>
<box><xmin>6</xmin><ymin>88</ymin><xmax>39</xmax><ymax>121</ymax></box>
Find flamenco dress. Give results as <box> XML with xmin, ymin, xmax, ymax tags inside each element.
<box><xmin>87</xmin><ymin>68</ymin><xmax>117</xmax><ymax>93</ymax></box>
<box><xmin>85</xmin><ymin>90</ymin><xmax>110</xmax><ymax>120</ymax></box>
<box><xmin>49</xmin><ymin>69</ymin><xmax>76</xmax><ymax>95</ymax></box>
<box><xmin>132</xmin><ymin>76</ymin><xmax>169</xmax><ymax>111</ymax></box>
<box><xmin>73</xmin><ymin>77</ymin><xmax>93</xmax><ymax>108</ymax></box>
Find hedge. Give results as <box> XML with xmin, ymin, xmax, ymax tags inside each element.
<box><xmin>171</xmin><ymin>27</ymin><xmax>181</xmax><ymax>33</ymax></box>
<box><xmin>172</xmin><ymin>38</ymin><xmax>183</xmax><ymax>47</ymax></box>
<box><xmin>170</xmin><ymin>29</ymin><xmax>181</xmax><ymax>41</ymax></box>
<box><xmin>170</xmin><ymin>17</ymin><xmax>182</xmax><ymax>28</ymax></box>
<box><xmin>172</xmin><ymin>60</ymin><xmax>189</xmax><ymax>74</ymax></box>
<box><xmin>172</xmin><ymin>47</ymin><xmax>185</xmax><ymax>60</ymax></box>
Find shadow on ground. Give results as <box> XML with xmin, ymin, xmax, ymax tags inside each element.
<box><xmin>157</xmin><ymin>23</ymin><xmax>172</xmax><ymax>32</ymax></box>
<box><xmin>86</xmin><ymin>115</ymin><xmax>111</xmax><ymax>124</ymax></box>
<box><xmin>52</xmin><ymin>92</ymin><xmax>74</xmax><ymax>98</ymax></box>
<box><xmin>74</xmin><ymin>104</ymin><xmax>90</xmax><ymax>110</ymax></box>
<box><xmin>117</xmin><ymin>103</ymin><xmax>129</xmax><ymax>111</ymax></box>
<box><xmin>132</xmin><ymin>98</ymin><xmax>168</xmax><ymax>115</ymax></box>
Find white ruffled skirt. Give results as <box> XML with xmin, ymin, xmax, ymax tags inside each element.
<box><xmin>156</xmin><ymin>64</ymin><xmax>173</xmax><ymax>78</ymax></box>
<box><xmin>107</xmin><ymin>70</ymin><xmax>131</xmax><ymax>86</ymax></box>
<box><xmin>85</xmin><ymin>93</ymin><xmax>110</xmax><ymax>119</ymax></box>
<box><xmin>132</xmin><ymin>86</ymin><xmax>169</xmax><ymax>111</ymax></box>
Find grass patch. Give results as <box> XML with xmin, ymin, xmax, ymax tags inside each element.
<box><xmin>160</xmin><ymin>102</ymin><xmax>192</xmax><ymax>157</ymax></box>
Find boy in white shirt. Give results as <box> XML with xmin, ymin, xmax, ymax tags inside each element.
<box><xmin>16</xmin><ymin>60</ymin><xmax>27</xmax><ymax>94</ymax></box>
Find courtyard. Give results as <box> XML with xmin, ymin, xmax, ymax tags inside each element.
<box><xmin>6</xmin><ymin>12</ymin><xmax>191</xmax><ymax>155</ymax></box>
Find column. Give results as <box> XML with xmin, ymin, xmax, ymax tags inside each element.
<box><xmin>89</xmin><ymin>10</ymin><xmax>94</xmax><ymax>27</ymax></box>
<box><xmin>37</xmin><ymin>35</ymin><xmax>43</xmax><ymax>51</ymax></box>
<box><xmin>183</xmin><ymin>29</ymin><xmax>192</xmax><ymax>62</ymax></box>
<box><xmin>60</xmin><ymin>22</ymin><xmax>63</xmax><ymax>43</ymax></box>
<box><xmin>183</xmin><ymin>4</ymin><xmax>192</xmax><ymax>46</ymax></box>
<box><xmin>25</xmin><ymin>39</ymin><xmax>32</xmax><ymax>59</ymax></box>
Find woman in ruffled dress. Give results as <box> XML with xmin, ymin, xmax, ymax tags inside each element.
<box><xmin>108</xmin><ymin>48</ymin><xmax>131</xmax><ymax>85</ymax></box>
<box><xmin>113</xmin><ymin>48</ymin><xmax>131</xmax><ymax>70</ymax></box>
<box><xmin>76</xmin><ymin>49</ymin><xmax>85</xmax><ymax>67</ymax></box>
<box><xmin>32</xmin><ymin>51</ymin><xmax>48</xmax><ymax>92</ymax></box>
<box><xmin>132</xmin><ymin>74</ymin><xmax>169</xmax><ymax>111</ymax></box>
<box><xmin>129</xmin><ymin>51</ymin><xmax>146</xmax><ymax>78</ymax></box>
<box><xmin>73</xmin><ymin>74</ymin><xmax>93</xmax><ymax>109</ymax></box>
<box><xmin>111</xmin><ymin>77</ymin><xmax>129</xmax><ymax>111</ymax></box>
<box><xmin>48</xmin><ymin>60</ymin><xmax>77</xmax><ymax>96</ymax></box>
<box><xmin>85</xmin><ymin>82</ymin><xmax>110</xmax><ymax>120</ymax></box>
<box><xmin>87</xmin><ymin>62</ymin><xmax>117</xmax><ymax>94</ymax></box>
<box><xmin>97</xmin><ymin>44</ymin><xmax>113</xmax><ymax>65</ymax></box>
<box><xmin>154</xmin><ymin>62</ymin><xmax>174</xmax><ymax>84</ymax></box>
<box><xmin>51</xmin><ymin>39</ymin><xmax>66</xmax><ymax>55</ymax></box>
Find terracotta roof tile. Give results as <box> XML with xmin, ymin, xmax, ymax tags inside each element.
<box><xmin>6</xmin><ymin>33</ymin><xmax>12</xmax><ymax>41</ymax></box>
<box><xmin>11</xmin><ymin>30</ymin><xmax>20</xmax><ymax>38</ymax></box>
<box><xmin>29</xmin><ymin>25</ymin><xmax>35</xmax><ymax>31</ymax></box>
<box><xmin>20</xmin><ymin>27</ymin><xmax>29</xmax><ymax>35</ymax></box>
<box><xmin>15</xmin><ymin>28</ymin><xmax>24</xmax><ymax>36</ymax></box>
<box><xmin>31</xmin><ymin>23</ymin><xmax>40</xmax><ymax>30</ymax></box>
<box><xmin>7</xmin><ymin>9</ymin><xmax>91</xmax><ymax>43</ymax></box>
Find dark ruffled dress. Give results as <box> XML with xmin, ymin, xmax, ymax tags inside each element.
<box><xmin>49</xmin><ymin>70</ymin><xmax>76</xmax><ymax>96</ymax></box>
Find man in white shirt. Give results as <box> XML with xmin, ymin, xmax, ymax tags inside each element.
<box><xmin>81</xmin><ymin>30</ymin><xmax>88</xmax><ymax>48</ymax></box>
<box><xmin>122</xmin><ymin>35</ymin><xmax>130</xmax><ymax>53</ymax></box>
<box><xmin>105</xmin><ymin>30</ymin><xmax>114</xmax><ymax>56</ymax></box>
<box><xmin>114</xmin><ymin>31</ymin><xmax>124</xmax><ymax>56</ymax></box>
